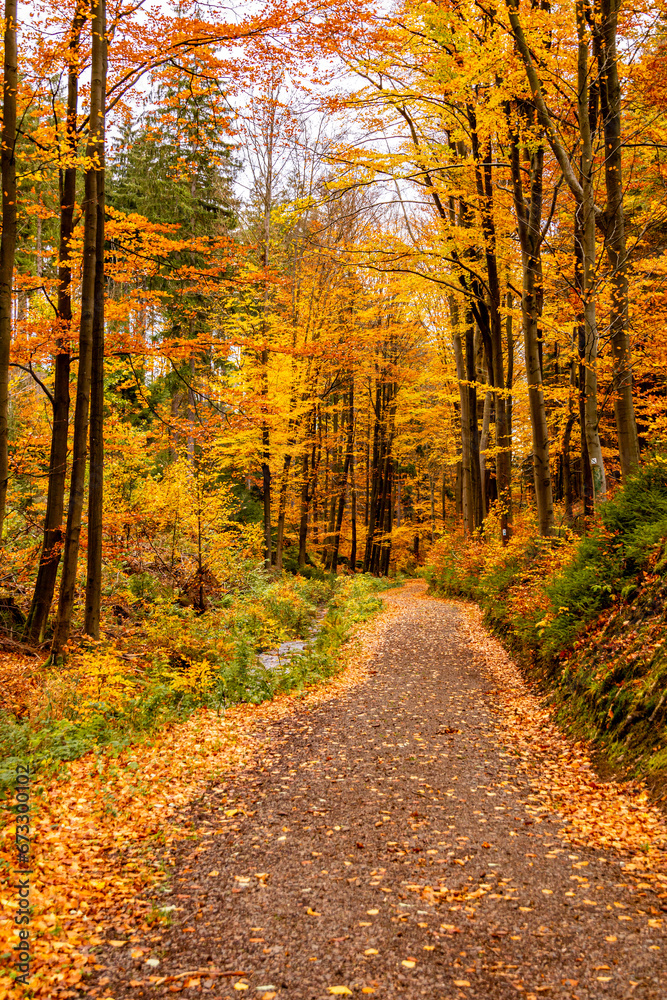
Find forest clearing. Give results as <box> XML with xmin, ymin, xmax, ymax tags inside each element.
<box><xmin>2</xmin><ymin>0</ymin><xmax>667</xmax><ymax>996</ymax></box>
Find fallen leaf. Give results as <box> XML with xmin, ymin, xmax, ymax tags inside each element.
<box><xmin>364</xmin><ymin>948</ymin><xmax>378</xmax><ymax>956</ymax></box>
<box><xmin>453</xmin><ymin>981</ymin><xmax>471</xmax><ymax>988</ymax></box>
<box><xmin>401</xmin><ymin>960</ymin><xmax>416</xmax><ymax>969</ymax></box>
<box><xmin>327</xmin><ymin>988</ymin><xmax>353</xmax><ymax>996</ymax></box>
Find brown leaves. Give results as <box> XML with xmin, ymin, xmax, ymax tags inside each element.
<box><xmin>0</xmin><ymin>600</ymin><xmax>399</xmax><ymax>998</ymax></box>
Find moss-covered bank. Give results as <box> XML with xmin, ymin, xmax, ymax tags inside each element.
<box><xmin>426</xmin><ymin>461</ymin><xmax>667</xmax><ymax>791</ymax></box>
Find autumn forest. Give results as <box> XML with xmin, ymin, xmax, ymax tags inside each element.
<box><xmin>2</xmin><ymin>0</ymin><xmax>667</xmax><ymax>995</ymax></box>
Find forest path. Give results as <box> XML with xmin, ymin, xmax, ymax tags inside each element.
<box><xmin>95</xmin><ymin>581</ymin><xmax>667</xmax><ymax>1000</ymax></box>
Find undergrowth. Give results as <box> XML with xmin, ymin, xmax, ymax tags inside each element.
<box><xmin>0</xmin><ymin>573</ymin><xmax>392</xmax><ymax>791</ymax></box>
<box><xmin>426</xmin><ymin>460</ymin><xmax>667</xmax><ymax>787</ymax></box>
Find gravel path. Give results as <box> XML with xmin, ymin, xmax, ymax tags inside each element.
<box><xmin>93</xmin><ymin>582</ymin><xmax>667</xmax><ymax>1000</ymax></box>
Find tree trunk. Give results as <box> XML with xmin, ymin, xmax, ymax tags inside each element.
<box><xmin>479</xmin><ymin>389</ymin><xmax>492</xmax><ymax>521</ymax></box>
<box><xmin>471</xmin><ymin>128</ymin><xmax>512</xmax><ymax>540</ymax></box>
<box><xmin>450</xmin><ymin>298</ymin><xmax>473</xmax><ymax>533</ymax></box>
<box><xmin>509</xmin><ymin>129</ymin><xmax>554</xmax><ymax>536</ymax></box>
<box><xmin>380</xmin><ymin>459</ymin><xmax>393</xmax><ymax>576</ymax></box>
<box><xmin>562</xmin><ymin>412</ymin><xmax>576</xmax><ymax>525</ymax></box>
<box><xmin>261</xmin><ymin>357</ymin><xmax>272</xmax><ymax>568</ymax></box>
<box><xmin>577</xmin><ymin>0</ymin><xmax>606</xmax><ymax>501</ymax></box>
<box><xmin>597</xmin><ymin>0</ymin><xmax>639</xmax><ymax>477</ymax></box>
<box><xmin>0</xmin><ymin>0</ymin><xmax>17</xmax><ymax>539</ymax></box>
<box><xmin>297</xmin><ymin>449</ymin><xmax>309</xmax><ymax>571</ymax></box>
<box><xmin>349</xmin><ymin>448</ymin><xmax>357</xmax><ymax>572</ymax></box>
<box><xmin>24</xmin><ymin>8</ymin><xmax>85</xmax><ymax>643</ymax></box>
<box><xmin>465</xmin><ymin>318</ymin><xmax>483</xmax><ymax>528</ymax></box>
<box><xmin>275</xmin><ymin>453</ymin><xmax>292</xmax><ymax>573</ymax></box>
<box><xmin>51</xmin><ymin>0</ymin><xmax>104</xmax><ymax>657</ymax></box>
<box><xmin>84</xmin><ymin>5</ymin><xmax>107</xmax><ymax>638</ymax></box>
<box><xmin>331</xmin><ymin>385</ymin><xmax>355</xmax><ymax>572</ymax></box>
<box><xmin>441</xmin><ymin>472</ymin><xmax>446</xmax><ymax>526</ymax></box>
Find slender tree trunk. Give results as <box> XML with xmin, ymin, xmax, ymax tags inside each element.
<box><xmin>330</xmin><ymin>385</ymin><xmax>355</xmax><ymax>572</ymax></box>
<box><xmin>466</xmin><ymin>319</ymin><xmax>483</xmax><ymax>527</ymax></box>
<box><xmin>275</xmin><ymin>454</ymin><xmax>292</xmax><ymax>573</ymax></box>
<box><xmin>562</xmin><ymin>412</ymin><xmax>576</xmax><ymax>525</ymax></box>
<box><xmin>24</xmin><ymin>9</ymin><xmax>85</xmax><ymax>642</ymax></box>
<box><xmin>261</xmin><ymin>353</ymin><xmax>272</xmax><ymax>569</ymax></box>
<box><xmin>441</xmin><ymin>472</ymin><xmax>446</xmax><ymax>525</ymax></box>
<box><xmin>428</xmin><ymin>472</ymin><xmax>435</xmax><ymax>542</ymax></box>
<box><xmin>472</xmin><ymin>129</ymin><xmax>512</xmax><ymax>540</ymax></box>
<box><xmin>330</xmin><ymin>451</ymin><xmax>350</xmax><ymax>573</ymax></box>
<box><xmin>0</xmin><ymin>0</ymin><xmax>17</xmax><ymax>540</ymax></box>
<box><xmin>349</xmin><ymin>452</ymin><xmax>357</xmax><ymax>572</ymax></box>
<box><xmin>52</xmin><ymin>0</ymin><xmax>104</xmax><ymax>657</ymax></box>
<box><xmin>598</xmin><ymin>0</ymin><xmax>639</xmax><ymax>477</ymax></box>
<box><xmin>479</xmin><ymin>389</ymin><xmax>492</xmax><ymax>520</ymax></box>
<box><xmin>510</xmin><ymin>128</ymin><xmax>554</xmax><ymax>536</ymax></box>
<box><xmin>298</xmin><ymin>449</ymin><xmax>309</xmax><ymax>571</ymax></box>
<box><xmin>84</xmin><ymin>4</ymin><xmax>107</xmax><ymax>638</ymax></box>
<box><xmin>380</xmin><ymin>459</ymin><xmax>393</xmax><ymax>576</ymax></box>
<box><xmin>577</xmin><ymin>0</ymin><xmax>607</xmax><ymax>501</ymax></box>
<box><xmin>506</xmin><ymin>291</ymin><xmax>514</xmax><ymax>496</ymax></box>
<box><xmin>413</xmin><ymin>480</ymin><xmax>420</xmax><ymax>560</ymax></box>
<box><xmin>363</xmin><ymin>389</ymin><xmax>381</xmax><ymax>571</ymax></box>
<box><xmin>574</xmin><ymin>209</ymin><xmax>595</xmax><ymax>516</ymax></box>
<box><xmin>450</xmin><ymin>298</ymin><xmax>473</xmax><ymax>533</ymax></box>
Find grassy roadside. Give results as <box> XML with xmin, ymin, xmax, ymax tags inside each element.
<box><xmin>0</xmin><ymin>573</ymin><xmax>396</xmax><ymax>998</ymax></box>
<box><xmin>0</xmin><ymin>573</ymin><xmax>394</xmax><ymax>792</ymax></box>
<box><xmin>426</xmin><ymin>460</ymin><xmax>667</xmax><ymax>791</ymax></box>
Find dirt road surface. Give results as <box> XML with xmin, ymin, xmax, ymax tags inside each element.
<box><xmin>89</xmin><ymin>582</ymin><xmax>667</xmax><ymax>1000</ymax></box>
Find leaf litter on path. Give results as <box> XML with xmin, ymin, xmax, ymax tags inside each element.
<box><xmin>4</xmin><ymin>581</ymin><xmax>667</xmax><ymax>999</ymax></box>
<box><xmin>0</xmin><ymin>607</ymin><xmax>402</xmax><ymax>999</ymax></box>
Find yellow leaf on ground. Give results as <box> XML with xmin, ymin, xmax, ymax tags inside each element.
<box><xmin>327</xmin><ymin>988</ymin><xmax>353</xmax><ymax>996</ymax></box>
<box><xmin>454</xmin><ymin>981</ymin><xmax>471</xmax><ymax>988</ymax></box>
<box><xmin>364</xmin><ymin>948</ymin><xmax>378</xmax><ymax>955</ymax></box>
<box><xmin>401</xmin><ymin>960</ymin><xmax>416</xmax><ymax>968</ymax></box>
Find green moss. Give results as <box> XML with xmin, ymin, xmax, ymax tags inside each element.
<box><xmin>427</xmin><ymin>460</ymin><xmax>667</xmax><ymax>789</ymax></box>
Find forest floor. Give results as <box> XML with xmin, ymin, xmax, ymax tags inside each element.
<box><xmin>83</xmin><ymin>581</ymin><xmax>667</xmax><ymax>1000</ymax></box>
